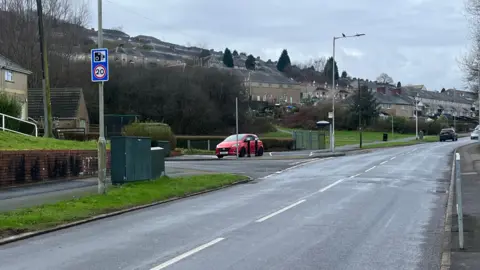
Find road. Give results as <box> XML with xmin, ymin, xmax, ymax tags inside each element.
<box><xmin>0</xmin><ymin>139</ymin><xmax>470</xmax><ymax>270</ymax></box>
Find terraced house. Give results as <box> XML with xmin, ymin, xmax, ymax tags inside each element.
<box><xmin>0</xmin><ymin>54</ymin><xmax>31</xmax><ymax>120</ymax></box>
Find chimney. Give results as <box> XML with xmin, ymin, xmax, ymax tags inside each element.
<box><xmin>376</xmin><ymin>87</ymin><xmax>386</xmax><ymax>94</ymax></box>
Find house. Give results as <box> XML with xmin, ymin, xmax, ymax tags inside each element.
<box><xmin>374</xmin><ymin>87</ymin><xmax>414</xmax><ymax>118</ymax></box>
<box><xmin>0</xmin><ymin>54</ymin><xmax>32</xmax><ymax>120</ymax></box>
<box><xmin>28</xmin><ymin>88</ymin><xmax>89</xmax><ymax>133</ymax></box>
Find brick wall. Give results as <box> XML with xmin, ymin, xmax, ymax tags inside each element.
<box><xmin>0</xmin><ymin>150</ymin><xmax>111</xmax><ymax>188</ymax></box>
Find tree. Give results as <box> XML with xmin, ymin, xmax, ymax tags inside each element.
<box><xmin>397</xmin><ymin>81</ymin><xmax>402</xmax><ymax>88</ymax></box>
<box><xmin>222</xmin><ymin>48</ymin><xmax>234</xmax><ymax>67</ymax></box>
<box><xmin>323</xmin><ymin>57</ymin><xmax>339</xmax><ymax>83</ymax></box>
<box><xmin>377</xmin><ymin>73</ymin><xmax>394</xmax><ymax>84</ymax></box>
<box><xmin>441</xmin><ymin>87</ymin><xmax>446</xmax><ymax>92</ymax></box>
<box><xmin>297</xmin><ymin>57</ymin><xmax>326</xmax><ymax>71</ymax></box>
<box><xmin>349</xmin><ymin>84</ymin><xmax>380</xmax><ymax>127</ymax></box>
<box><xmin>341</xmin><ymin>70</ymin><xmax>348</xmax><ymax>78</ymax></box>
<box><xmin>276</xmin><ymin>49</ymin><xmax>291</xmax><ymax>72</ymax></box>
<box><xmin>245</xmin><ymin>54</ymin><xmax>256</xmax><ymax>70</ymax></box>
<box><xmin>232</xmin><ymin>50</ymin><xmax>239</xmax><ymax>56</ymax></box>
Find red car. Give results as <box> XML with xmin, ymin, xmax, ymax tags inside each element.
<box><xmin>215</xmin><ymin>134</ymin><xmax>264</xmax><ymax>158</ymax></box>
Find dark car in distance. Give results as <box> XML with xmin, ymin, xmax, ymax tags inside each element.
<box><xmin>439</xmin><ymin>128</ymin><xmax>457</xmax><ymax>142</ymax></box>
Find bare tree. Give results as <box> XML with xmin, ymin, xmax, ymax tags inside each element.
<box><xmin>376</xmin><ymin>73</ymin><xmax>394</xmax><ymax>84</ymax></box>
<box><xmin>460</xmin><ymin>0</ymin><xmax>480</xmax><ymax>92</ymax></box>
<box><xmin>297</xmin><ymin>57</ymin><xmax>326</xmax><ymax>71</ymax></box>
<box><xmin>0</xmin><ymin>0</ymin><xmax>90</xmax><ymax>88</ymax></box>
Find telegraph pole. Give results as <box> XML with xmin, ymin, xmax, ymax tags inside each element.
<box><xmin>358</xmin><ymin>79</ymin><xmax>362</xmax><ymax>148</ymax></box>
<box><xmin>36</xmin><ymin>0</ymin><xmax>53</xmax><ymax>137</ymax></box>
<box><xmin>97</xmin><ymin>0</ymin><xmax>107</xmax><ymax>194</ymax></box>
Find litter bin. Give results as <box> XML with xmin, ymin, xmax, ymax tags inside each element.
<box><xmin>383</xmin><ymin>133</ymin><xmax>388</xmax><ymax>141</ymax></box>
<box><xmin>152</xmin><ymin>140</ymin><xmax>171</xmax><ymax>157</ymax></box>
<box><xmin>151</xmin><ymin>147</ymin><xmax>165</xmax><ymax>179</ymax></box>
<box><xmin>111</xmin><ymin>136</ymin><xmax>152</xmax><ymax>184</ymax></box>
<box><xmin>419</xmin><ymin>130</ymin><xmax>424</xmax><ymax>140</ymax></box>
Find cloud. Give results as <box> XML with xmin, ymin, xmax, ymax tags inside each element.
<box><xmin>89</xmin><ymin>0</ymin><xmax>469</xmax><ymax>90</ymax></box>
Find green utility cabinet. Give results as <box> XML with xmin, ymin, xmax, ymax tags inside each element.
<box><xmin>151</xmin><ymin>147</ymin><xmax>165</xmax><ymax>179</ymax></box>
<box><xmin>152</xmin><ymin>140</ymin><xmax>171</xmax><ymax>157</ymax></box>
<box><xmin>111</xmin><ymin>136</ymin><xmax>152</xmax><ymax>184</ymax></box>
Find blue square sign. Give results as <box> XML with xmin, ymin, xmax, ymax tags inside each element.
<box><xmin>91</xmin><ymin>48</ymin><xmax>109</xmax><ymax>82</ymax></box>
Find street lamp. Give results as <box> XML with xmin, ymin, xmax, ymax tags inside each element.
<box><xmin>331</xmin><ymin>33</ymin><xmax>365</xmax><ymax>152</ymax></box>
<box><xmin>415</xmin><ymin>93</ymin><xmax>419</xmax><ymax>140</ymax></box>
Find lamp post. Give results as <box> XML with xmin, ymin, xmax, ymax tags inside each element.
<box><xmin>415</xmin><ymin>94</ymin><xmax>419</xmax><ymax>140</ymax></box>
<box><xmin>331</xmin><ymin>33</ymin><xmax>365</xmax><ymax>152</ymax></box>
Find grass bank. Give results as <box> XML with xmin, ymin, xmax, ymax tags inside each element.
<box><xmin>363</xmin><ymin>136</ymin><xmax>438</xmax><ymax>149</ymax></box>
<box><xmin>0</xmin><ymin>131</ymin><xmax>100</xmax><ymax>150</ymax></box>
<box><xmin>0</xmin><ymin>174</ymin><xmax>247</xmax><ymax>238</ymax></box>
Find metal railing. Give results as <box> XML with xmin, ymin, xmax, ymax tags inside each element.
<box><xmin>0</xmin><ymin>113</ymin><xmax>38</xmax><ymax>137</ymax></box>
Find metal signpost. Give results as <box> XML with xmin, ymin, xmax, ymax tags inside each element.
<box><xmin>456</xmin><ymin>152</ymin><xmax>464</xmax><ymax>249</ymax></box>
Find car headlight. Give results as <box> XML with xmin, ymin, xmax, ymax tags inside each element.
<box><xmin>232</xmin><ymin>144</ymin><xmax>238</xmax><ymax>147</ymax></box>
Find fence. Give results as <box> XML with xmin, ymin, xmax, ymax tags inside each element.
<box><xmin>104</xmin><ymin>114</ymin><xmax>140</xmax><ymax>138</ymax></box>
<box><xmin>292</xmin><ymin>130</ymin><xmax>326</xmax><ymax>150</ymax></box>
<box><xmin>177</xmin><ymin>139</ymin><xmax>223</xmax><ymax>150</ymax></box>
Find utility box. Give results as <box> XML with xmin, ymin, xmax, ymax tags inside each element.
<box><xmin>151</xmin><ymin>147</ymin><xmax>165</xmax><ymax>179</ymax></box>
<box><xmin>152</xmin><ymin>140</ymin><xmax>171</xmax><ymax>157</ymax></box>
<box><xmin>111</xmin><ymin>136</ymin><xmax>152</xmax><ymax>184</ymax></box>
<box><xmin>383</xmin><ymin>133</ymin><xmax>388</xmax><ymax>141</ymax></box>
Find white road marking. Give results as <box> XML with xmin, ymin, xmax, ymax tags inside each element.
<box><xmin>319</xmin><ymin>179</ymin><xmax>345</xmax><ymax>192</ymax></box>
<box><xmin>385</xmin><ymin>215</ymin><xmax>395</xmax><ymax>228</ymax></box>
<box><xmin>309</xmin><ymin>151</ymin><xmax>314</xmax><ymax>157</ymax></box>
<box><xmin>365</xmin><ymin>166</ymin><xmax>376</xmax><ymax>172</ymax></box>
<box><xmin>462</xmin><ymin>172</ymin><xmax>477</xmax><ymax>175</ymax></box>
<box><xmin>269</xmin><ymin>152</ymin><xmax>273</xmax><ymax>156</ymax></box>
<box><xmin>349</xmin><ymin>173</ymin><xmax>361</xmax><ymax>178</ymax></box>
<box><xmin>390</xmin><ymin>156</ymin><xmax>396</xmax><ymax>160</ymax></box>
<box><xmin>259</xmin><ymin>157</ymin><xmax>331</xmax><ymax>180</ymax></box>
<box><xmin>150</xmin><ymin>238</ymin><xmax>225</xmax><ymax>270</ymax></box>
<box><xmin>256</xmin><ymin>200</ymin><xmax>306</xmax><ymax>223</ymax></box>
<box><xmin>380</xmin><ymin>161</ymin><xmax>388</xmax><ymax>165</ymax></box>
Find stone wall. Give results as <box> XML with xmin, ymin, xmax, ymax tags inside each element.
<box><xmin>0</xmin><ymin>150</ymin><xmax>111</xmax><ymax>188</ymax></box>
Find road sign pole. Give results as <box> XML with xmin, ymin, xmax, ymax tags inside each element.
<box><xmin>97</xmin><ymin>0</ymin><xmax>107</xmax><ymax>194</ymax></box>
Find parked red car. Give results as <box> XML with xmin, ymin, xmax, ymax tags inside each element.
<box><xmin>215</xmin><ymin>134</ymin><xmax>264</xmax><ymax>158</ymax></box>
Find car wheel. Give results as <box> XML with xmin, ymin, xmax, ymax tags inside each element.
<box><xmin>239</xmin><ymin>147</ymin><xmax>246</xmax><ymax>157</ymax></box>
<box><xmin>217</xmin><ymin>155</ymin><xmax>224</xmax><ymax>159</ymax></box>
<box><xmin>257</xmin><ymin>147</ymin><xmax>264</xmax><ymax>157</ymax></box>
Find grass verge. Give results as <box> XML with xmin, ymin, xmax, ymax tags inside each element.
<box><xmin>0</xmin><ymin>131</ymin><xmax>100</xmax><ymax>150</ymax></box>
<box><xmin>0</xmin><ymin>174</ymin><xmax>247</xmax><ymax>238</ymax></box>
<box><xmin>363</xmin><ymin>136</ymin><xmax>438</xmax><ymax>149</ymax></box>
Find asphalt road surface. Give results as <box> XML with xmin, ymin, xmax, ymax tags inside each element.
<box><xmin>0</xmin><ymin>139</ymin><xmax>471</xmax><ymax>270</ymax></box>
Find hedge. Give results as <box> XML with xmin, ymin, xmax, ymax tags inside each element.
<box><xmin>123</xmin><ymin>122</ymin><xmax>176</xmax><ymax>149</ymax></box>
<box><xmin>176</xmin><ymin>135</ymin><xmax>294</xmax><ymax>152</ymax></box>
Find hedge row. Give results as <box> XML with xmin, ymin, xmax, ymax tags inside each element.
<box><xmin>176</xmin><ymin>135</ymin><xmax>294</xmax><ymax>151</ymax></box>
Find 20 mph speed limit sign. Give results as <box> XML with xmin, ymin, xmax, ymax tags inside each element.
<box><xmin>91</xmin><ymin>48</ymin><xmax>109</xmax><ymax>82</ymax></box>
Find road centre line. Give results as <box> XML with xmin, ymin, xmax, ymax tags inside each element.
<box><xmin>350</xmin><ymin>173</ymin><xmax>361</xmax><ymax>178</ymax></box>
<box><xmin>390</xmin><ymin>156</ymin><xmax>396</xmax><ymax>160</ymax></box>
<box><xmin>256</xmin><ymin>200</ymin><xmax>306</xmax><ymax>223</ymax></box>
<box><xmin>150</xmin><ymin>238</ymin><xmax>225</xmax><ymax>270</ymax></box>
<box><xmin>380</xmin><ymin>161</ymin><xmax>388</xmax><ymax>165</ymax></box>
<box><xmin>319</xmin><ymin>179</ymin><xmax>345</xmax><ymax>192</ymax></box>
<box><xmin>365</xmin><ymin>166</ymin><xmax>376</xmax><ymax>172</ymax></box>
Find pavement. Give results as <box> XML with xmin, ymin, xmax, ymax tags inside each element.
<box><xmin>0</xmin><ymin>138</ymin><xmax>470</xmax><ymax>270</ymax></box>
<box><xmin>450</xmin><ymin>141</ymin><xmax>480</xmax><ymax>269</ymax></box>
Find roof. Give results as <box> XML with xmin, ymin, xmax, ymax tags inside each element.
<box><xmin>402</xmin><ymin>86</ymin><xmax>472</xmax><ymax>104</ymax></box>
<box><xmin>0</xmin><ymin>54</ymin><xmax>32</xmax><ymax>75</ymax></box>
<box><xmin>28</xmin><ymin>88</ymin><xmax>83</xmax><ymax>119</ymax></box>
<box><xmin>374</xmin><ymin>92</ymin><xmax>412</xmax><ymax>105</ymax></box>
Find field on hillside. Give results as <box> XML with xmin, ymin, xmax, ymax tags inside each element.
<box><xmin>0</xmin><ymin>132</ymin><xmax>99</xmax><ymax>150</ymax></box>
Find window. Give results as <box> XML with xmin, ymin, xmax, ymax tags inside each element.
<box><xmin>5</xmin><ymin>71</ymin><xmax>13</xmax><ymax>82</ymax></box>
<box><xmin>402</xmin><ymin>105</ymin><xmax>406</xmax><ymax>109</ymax></box>
<box><xmin>257</xmin><ymin>96</ymin><xmax>260</xmax><ymax>101</ymax></box>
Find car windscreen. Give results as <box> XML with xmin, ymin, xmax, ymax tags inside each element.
<box><xmin>223</xmin><ymin>134</ymin><xmax>246</xmax><ymax>142</ymax></box>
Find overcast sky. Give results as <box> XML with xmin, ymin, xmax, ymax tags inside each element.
<box><xmin>88</xmin><ymin>0</ymin><xmax>470</xmax><ymax>90</ymax></box>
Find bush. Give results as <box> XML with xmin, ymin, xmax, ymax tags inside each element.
<box><xmin>262</xmin><ymin>138</ymin><xmax>294</xmax><ymax>151</ymax></box>
<box><xmin>240</xmin><ymin>117</ymin><xmax>276</xmax><ymax>134</ymax></box>
<box><xmin>281</xmin><ymin>104</ymin><xmax>352</xmax><ymax>130</ymax></box>
<box><xmin>0</xmin><ymin>92</ymin><xmax>21</xmax><ymax>118</ymax></box>
<box><xmin>63</xmin><ymin>132</ymin><xmax>98</xmax><ymax>141</ymax></box>
<box><xmin>175</xmin><ymin>135</ymin><xmax>294</xmax><ymax>151</ymax></box>
<box><xmin>123</xmin><ymin>122</ymin><xmax>176</xmax><ymax>149</ymax></box>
